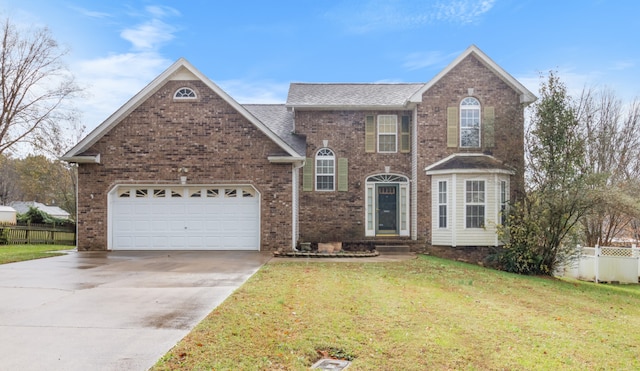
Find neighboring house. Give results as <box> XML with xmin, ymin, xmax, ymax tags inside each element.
<box><xmin>10</xmin><ymin>201</ymin><xmax>71</xmax><ymax>220</ymax></box>
<box><xmin>62</xmin><ymin>45</ymin><xmax>535</xmax><ymax>251</ymax></box>
<box><xmin>0</xmin><ymin>205</ymin><xmax>17</xmax><ymax>224</ymax></box>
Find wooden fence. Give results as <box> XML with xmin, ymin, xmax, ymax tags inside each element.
<box><xmin>0</xmin><ymin>222</ymin><xmax>76</xmax><ymax>246</ymax></box>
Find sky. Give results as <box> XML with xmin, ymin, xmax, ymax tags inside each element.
<box><xmin>1</xmin><ymin>0</ymin><xmax>639</xmax><ymax>139</ymax></box>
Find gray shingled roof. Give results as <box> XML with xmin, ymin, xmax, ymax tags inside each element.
<box><xmin>243</xmin><ymin>104</ymin><xmax>306</xmax><ymax>157</ymax></box>
<box><xmin>427</xmin><ymin>154</ymin><xmax>514</xmax><ymax>172</ymax></box>
<box><xmin>286</xmin><ymin>83</ymin><xmax>424</xmax><ymax>107</ymax></box>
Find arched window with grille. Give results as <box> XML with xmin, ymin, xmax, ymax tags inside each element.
<box><xmin>315</xmin><ymin>148</ymin><xmax>335</xmax><ymax>191</ymax></box>
<box><xmin>460</xmin><ymin>97</ymin><xmax>481</xmax><ymax>147</ymax></box>
<box><xmin>174</xmin><ymin>87</ymin><xmax>197</xmax><ymax>99</ymax></box>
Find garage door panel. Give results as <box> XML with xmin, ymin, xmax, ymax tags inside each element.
<box><xmin>111</xmin><ymin>185</ymin><xmax>259</xmax><ymax>250</ymax></box>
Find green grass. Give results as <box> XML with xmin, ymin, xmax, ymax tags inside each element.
<box><xmin>0</xmin><ymin>244</ymin><xmax>73</xmax><ymax>264</ymax></box>
<box><xmin>154</xmin><ymin>255</ymin><xmax>640</xmax><ymax>370</ymax></box>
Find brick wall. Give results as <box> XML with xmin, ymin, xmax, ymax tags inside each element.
<box><xmin>416</xmin><ymin>54</ymin><xmax>526</xmax><ymax>241</ymax></box>
<box><xmin>294</xmin><ymin>54</ymin><xmax>526</xmax><ymax>245</ymax></box>
<box><xmin>76</xmin><ymin>80</ymin><xmax>293</xmax><ymax>251</ymax></box>
<box><xmin>295</xmin><ymin>110</ymin><xmax>412</xmax><ymax>242</ymax></box>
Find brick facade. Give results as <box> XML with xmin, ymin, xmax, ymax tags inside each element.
<box><xmin>76</xmin><ymin>80</ymin><xmax>293</xmax><ymax>251</ymax></box>
<box><xmin>67</xmin><ymin>47</ymin><xmax>531</xmax><ymax>252</ymax></box>
<box><xmin>294</xmin><ymin>54</ymin><xmax>526</xmax><ymax>246</ymax></box>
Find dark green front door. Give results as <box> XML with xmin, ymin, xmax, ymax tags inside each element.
<box><xmin>376</xmin><ymin>184</ymin><xmax>398</xmax><ymax>234</ymax></box>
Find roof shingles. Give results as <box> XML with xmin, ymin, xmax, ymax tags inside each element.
<box><xmin>286</xmin><ymin>83</ymin><xmax>424</xmax><ymax>107</ymax></box>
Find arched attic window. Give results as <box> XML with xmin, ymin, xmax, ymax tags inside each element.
<box><xmin>174</xmin><ymin>87</ymin><xmax>197</xmax><ymax>99</ymax></box>
<box><xmin>460</xmin><ymin>97</ymin><xmax>481</xmax><ymax>147</ymax></box>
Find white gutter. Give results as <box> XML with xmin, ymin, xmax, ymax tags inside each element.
<box><xmin>60</xmin><ymin>154</ymin><xmax>101</xmax><ymax>164</ymax></box>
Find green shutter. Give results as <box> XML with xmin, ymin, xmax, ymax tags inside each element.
<box><xmin>302</xmin><ymin>157</ymin><xmax>314</xmax><ymax>192</ymax></box>
<box><xmin>484</xmin><ymin>106</ymin><xmax>495</xmax><ymax>148</ymax></box>
<box><xmin>338</xmin><ymin>158</ymin><xmax>348</xmax><ymax>192</ymax></box>
<box><xmin>400</xmin><ymin>115</ymin><xmax>411</xmax><ymax>153</ymax></box>
<box><xmin>365</xmin><ymin>115</ymin><xmax>375</xmax><ymax>153</ymax></box>
<box><xmin>447</xmin><ymin>107</ymin><xmax>458</xmax><ymax>148</ymax></box>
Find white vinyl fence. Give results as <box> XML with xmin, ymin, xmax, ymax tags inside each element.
<box><xmin>562</xmin><ymin>245</ymin><xmax>639</xmax><ymax>284</ymax></box>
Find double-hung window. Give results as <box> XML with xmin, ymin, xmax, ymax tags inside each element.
<box><xmin>377</xmin><ymin>115</ymin><xmax>397</xmax><ymax>153</ymax></box>
<box><xmin>465</xmin><ymin>180</ymin><xmax>485</xmax><ymax>228</ymax></box>
<box><xmin>460</xmin><ymin>97</ymin><xmax>481</xmax><ymax>147</ymax></box>
<box><xmin>315</xmin><ymin>148</ymin><xmax>335</xmax><ymax>191</ymax></box>
<box><xmin>438</xmin><ymin>181</ymin><xmax>447</xmax><ymax>228</ymax></box>
<box><xmin>500</xmin><ymin>180</ymin><xmax>508</xmax><ymax>225</ymax></box>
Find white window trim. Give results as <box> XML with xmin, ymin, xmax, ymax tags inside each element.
<box><xmin>377</xmin><ymin>115</ymin><xmax>398</xmax><ymax>153</ymax></box>
<box><xmin>174</xmin><ymin>87</ymin><xmax>197</xmax><ymax>100</ymax></box>
<box><xmin>464</xmin><ymin>179</ymin><xmax>486</xmax><ymax>229</ymax></box>
<box><xmin>460</xmin><ymin>97</ymin><xmax>481</xmax><ymax>148</ymax></box>
<box><xmin>315</xmin><ymin>148</ymin><xmax>335</xmax><ymax>191</ymax></box>
<box><xmin>364</xmin><ymin>174</ymin><xmax>410</xmax><ymax>237</ymax></box>
<box><xmin>499</xmin><ymin>179</ymin><xmax>508</xmax><ymax>225</ymax></box>
<box><xmin>438</xmin><ymin>180</ymin><xmax>448</xmax><ymax>229</ymax></box>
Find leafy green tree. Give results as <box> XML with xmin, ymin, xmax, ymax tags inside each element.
<box><xmin>14</xmin><ymin>155</ymin><xmax>76</xmax><ymax>219</ymax></box>
<box><xmin>497</xmin><ymin>72</ymin><xmax>595</xmax><ymax>275</ymax></box>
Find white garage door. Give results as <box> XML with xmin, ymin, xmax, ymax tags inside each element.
<box><xmin>110</xmin><ymin>185</ymin><xmax>260</xmax><ymax>250</ymax></box>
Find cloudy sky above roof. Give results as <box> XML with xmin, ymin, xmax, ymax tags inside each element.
<box><xmin>1</xmin><ymin>0</ymin><xmax>638</xmax><ymax>135</ymax></box>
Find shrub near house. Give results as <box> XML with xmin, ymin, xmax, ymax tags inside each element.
<box><xmin>63</xmin><ymin>45</ymin><xmax>534</xmax><ymax>252</ymax></box>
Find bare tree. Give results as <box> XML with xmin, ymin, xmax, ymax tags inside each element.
<box><xmin>0</xmin><ymin>18</ymin><xmax>80</xmax><ymax>155</ymax></box>
<box><xmin>576</xmin><ymin>89</ymin><xmax>640</xmax><ymax>246</ymax></box>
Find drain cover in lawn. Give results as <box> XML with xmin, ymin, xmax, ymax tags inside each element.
<box><xmin>311</xmin><ymin>358</ymin><xmax>351</xmax><ymax>370</ymax></box>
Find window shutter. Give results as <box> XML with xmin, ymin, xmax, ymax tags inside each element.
<box><xmin>483</xmin><ymin>106</ymin><xmax>495</xmax><ymax>148</ymax></box>
<box><xmin>302</xmin><ymin>158</ymin><xmax>314</xmax><ymax>192</ymax></box>
<box><xmin>400</xmin><ymin>115</ymin><xmax>411</xmax><ymax>153</ymax></box>
<box><xmin>447</xmin><ymin>107</ymin><xmax>458</xmax><ymax>147</ymax></box>
<box><xmin>365</xmin><ymin>115</ymin><xmax>375</xmax><ymax>153</ymax></box>
<box><xmin>338</xmin><ymin>158</ymin><xmax>348</xmax><ymax>192</ymax></box>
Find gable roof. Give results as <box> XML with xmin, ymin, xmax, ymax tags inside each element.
<box><xmin>62</xmin><ymin>58</ymin><xmax>303</xmax><ymax>163</ymax></box>
<box><xmin>243</xmin><ymin>104</ymin><xmax>306</xmax><ymax>156</ymax></box>
<box><xmin>409</xmin><ymin>45</ymin><xmax>536</xmax><ymax>104</ymax></box>
<box><xmin>286</xmin><ymin>83</ymin><xmax>424</xmax><ymax>109</ymax></box>
<box><xmin>425</xmin><ymin>153</ymin><xmax>515</xmax><ymax>175</ymax></box>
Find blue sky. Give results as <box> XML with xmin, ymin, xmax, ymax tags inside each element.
<box><xmin>1</xmin><ymin>0</ymin><xmax>638</xmax><ymax>133</ymax></box>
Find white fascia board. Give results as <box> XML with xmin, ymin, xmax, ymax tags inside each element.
<box><xmin>409</xmin><ymin>45</ymin><xmax>537</xmax><ymax>105</ymax></box>
<box><xmin>268</xmin><ymin>156</ymin><xmax>305</xmax><ymax>164</ymax></box>
<box><xmin>64</xmin><ymin>58</ymin><xmax>301</xmax><ymax>159</ymax></box>
<box><xmin>284</xmin><ymin>104</ymin><xmax>410</xmax><ymax>111</ymax></box>
<box><xmin>59</xmin><ymin>154</ymin><xmax>101</xmax><ymax>164</ymax></box>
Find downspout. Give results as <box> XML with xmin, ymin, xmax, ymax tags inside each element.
<box><xmin>291</xmin><ymin>159</ymin><xmax>305</xmax><ymax>251</ymax></box>
<box><xmin>411</xmin><ymin>106</ymin><xmax>418</xmax><ymax>241</ymax></box>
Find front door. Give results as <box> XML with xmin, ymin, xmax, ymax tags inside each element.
<box><xmin>376</xmin><ymin>184</ymin><xmax>398</xmax><ymax>234</ymax></box>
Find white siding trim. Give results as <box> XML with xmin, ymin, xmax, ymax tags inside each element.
<box><xmin>411</xmin><ymin>107</ymin><xmax>418</xmax><ymax>240</ymax></box>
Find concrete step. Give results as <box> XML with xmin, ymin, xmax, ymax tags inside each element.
<box><xmin>375</xmin><ymin>244</ymin><xmax>411</xmax><ymax>253</ymax></box>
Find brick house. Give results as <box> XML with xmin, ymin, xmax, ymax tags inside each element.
<box><xmin>62</xmin><ymin>45</ymin><xmax>535</xmax><ymax>251</ymax></box>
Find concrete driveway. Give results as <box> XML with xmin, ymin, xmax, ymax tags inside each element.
<box><xmin>0</xmin><ymin>250</ymin><xmax>271</xmax><ymax>371</ymax></box>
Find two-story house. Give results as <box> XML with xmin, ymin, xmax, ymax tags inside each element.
<box><xmin>62</xmin><ymin>45</ymin><xmax>535</xmax><ymax>252</ymax></box>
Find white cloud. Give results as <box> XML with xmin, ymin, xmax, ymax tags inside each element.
<box><xmin>121</xmin><ymin>19</ymin><xmax>177</xmax><ymax>51</ymax></box>
<box><xmin>327</xmin><ymin>0</ymin><xmax>496</xmax><ymax>33</ymax></box>
<box><xmin>218</xmin><ymin>79</ymin><xmax>290</xmax><ymax>104</ymax></box>
<box><xmin>68</xmin><ymin>6</ymin><xmax>112</xmax><ymax>19</ymax></box>
<box><xmin>434</xmin><ymin>0</ymin><xmax>496</xmax><ymax>24</ymax></box>
<box><xmin>73</xmin><ymin>52</ymin><xmax>172</xmax><ymax>128</ymax></box>
<box><xmin>71</xmin><ymin>6</ymin><xmax>181</xmax><ymax>130</ymax></box>
<box><xmin>403</xmin><ymin>50</ymin><xmax>461</xmax><ymax>71</ymax></box>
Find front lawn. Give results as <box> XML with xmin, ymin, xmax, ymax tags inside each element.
<box><xmin>0</xmin><ymin>244</ymin><xmax>72</xmax><ymax>264</ymax></box>
<box><xmin>154</xmin><ymin>255</ymin><xmax>640</xmax><ymax>370</ymax></box>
